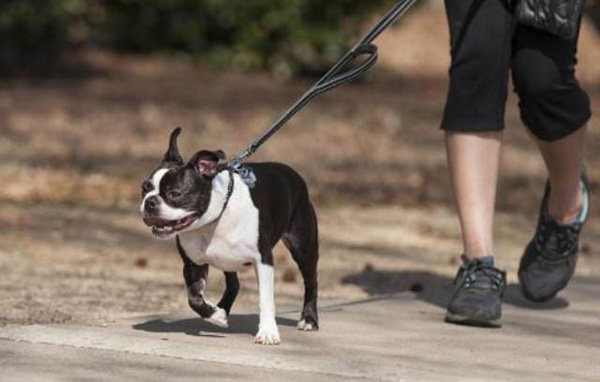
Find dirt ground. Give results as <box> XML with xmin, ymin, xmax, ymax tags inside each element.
<box><xmin>1</xmin><ymin>4</ymin><xmax>600</xmax><ymax>327</ymax></box>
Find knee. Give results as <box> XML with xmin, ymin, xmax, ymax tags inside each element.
<box><xmin>511</xmin><ymin>50</ymin><xmax>591</xmax><ymax>142</ymax></box>
<box><xmin>511</xmin><ymin>51</ymin><xmax>562</xmax><ymax>98</ymax></box>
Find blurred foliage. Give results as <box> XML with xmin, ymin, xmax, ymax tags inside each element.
<box><xmin>0</xmin><ymin>0</ymin><xmax>393</xmax><ymax>76</ymax></box>
<box><xmin>98</xmin><ymin>0</ymin><xmax>395</xmax><ymax>76</ymax></box>
<box><xmin>0</xmin><ymin>0</ymin><xmax>99</xmax><ymax>73</ymax></box>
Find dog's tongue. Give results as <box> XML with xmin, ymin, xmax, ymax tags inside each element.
<box><xmin>143</xmin><ymin>216</ymin><xmax>172</xmax><ymax>227</ymax></box>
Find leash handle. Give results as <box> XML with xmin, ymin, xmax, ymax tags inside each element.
<box><xmin>229</xmin><ymin>0</ymin><xmax>419</xmax><ymax>168</ymax></box>
<box><xmin>234</xmin><ymin>44</ymin><xmax>378</xmax><ymax>163</ymax></box>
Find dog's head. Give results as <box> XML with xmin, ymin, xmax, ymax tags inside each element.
<box><xmin>140</xmin><ymin>127</ymin><xmax>226</xmax><ymax>239</ymax></box>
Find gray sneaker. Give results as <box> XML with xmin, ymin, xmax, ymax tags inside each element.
<box><xmin>445</xmin><ymin>256</ymin><xmax>507</xmax><ymax>328</ymax></box>
<box><xmin>518</xmin><ymin>173</ymin><xmax>590</xmax><ymax>302</ymax></box>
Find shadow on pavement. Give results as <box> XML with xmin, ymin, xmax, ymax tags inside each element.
<box><xmin>132</xmin><ymin>314</ymin><xmax>298</xmax><ymax>337</ymax></box>
<box><xmin>131</xmin><ymin>271</ymin><xmax>599</xmax><ymax>347</ymax></box>
<box><xmin>133</xmin><ymin>269</ymin><xmax>574</xmax><ymax>338</ymax></box>
<box><xmin>341</xmin><ymin>270</ymin><xmax>570</xmax><ymax>310</ymax></box>
<box><xmin>341</xmin><ymin>271</ymin><xmax>600</xmax><ymax>346</ymax></box>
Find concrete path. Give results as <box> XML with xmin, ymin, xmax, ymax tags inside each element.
<box><xmin>1</xmin><ymin>277</ymin><xmax>599</xmax><ymax>381</ymax></box>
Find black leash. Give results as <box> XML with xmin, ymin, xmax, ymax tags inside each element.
<box><xmin>228</xmin><ymin>0</ymin><xmax>419</xmax><ymax>173</ymax></box>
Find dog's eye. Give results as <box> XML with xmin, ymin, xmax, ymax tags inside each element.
<box><xmin>141</xmin><ymin>181</ymin><xmax>153</xmax><ymax>195</ymax></box>
<box><xmin>167</xmin><ymin>190</ymin><xmax>183</xmax><ymax>200</ymax></box>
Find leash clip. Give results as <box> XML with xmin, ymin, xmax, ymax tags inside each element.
<box><xmin>228</xmin><ymin>157</ymin><xmax>257</xmax><ymax>188</ymax></box>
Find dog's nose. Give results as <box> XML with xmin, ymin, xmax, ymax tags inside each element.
<box><xmin>144</xmin><ymin>196</ymin><xmax>160</xmax><ymax>212</ymax></box>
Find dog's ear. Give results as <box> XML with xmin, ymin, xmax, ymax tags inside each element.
<box><xmin>162</xmin><ymin>127</ymin><xmax>184</xmax><ymax>165</ymax></box>
<box><xmin>189</xmin><ymin>150</ymin><xmax>226</xmax><ymax>178</ymax></box>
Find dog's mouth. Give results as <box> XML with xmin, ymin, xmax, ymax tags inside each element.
<box><xmin>143</xmin><ymin>214</ymin><xmax>197</xmax><ymax>237</ymax></box>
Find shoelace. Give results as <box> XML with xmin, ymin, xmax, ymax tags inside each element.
<box><xmin>534</xmin><ymin>219</ymin><xmax>580</xmax><ymax>260</ymax></box>
<box><xmin>457</xmin><ymin>259</ymin><xmax>505</xmax><ymax>292</ymax></box>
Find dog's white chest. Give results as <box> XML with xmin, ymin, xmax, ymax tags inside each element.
<box><xmin>177</xmin><ymin>177</ymin><xmax>261</xmax><ymax>272</ymax></box>
<box><xmin>178</xmin><ymin>229</ymin><xmax>258</xmax><ymax>271</ymax></box>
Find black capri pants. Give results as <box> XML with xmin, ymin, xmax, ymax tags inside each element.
<box><xmin>441</xmin><ymin>0</ymin><xmax>591</xmax><ymax>141</ymax></box>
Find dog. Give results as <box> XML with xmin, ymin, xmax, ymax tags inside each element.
<box><xmin>140</xmin><ymin>127</ymin><xmax>319</xmax><ymax>345</ymax></box>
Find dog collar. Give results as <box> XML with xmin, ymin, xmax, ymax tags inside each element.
<box><xmin>215</xmin><ymin>168</ymin><xmax>234</xmax><ymax>221</ymax></box>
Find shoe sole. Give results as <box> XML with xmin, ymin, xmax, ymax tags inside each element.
<box><xmin>444</xmin><ymin>312</ymin><xmax>502</xmax><ymax>328</ymax></box>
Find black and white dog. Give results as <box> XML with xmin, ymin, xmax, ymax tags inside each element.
<box><xmin>140</xmin><ymin>128</ymin><xmax>319</xmax><ymax>345</ymax></box>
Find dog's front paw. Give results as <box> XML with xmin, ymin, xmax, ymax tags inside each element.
<box><xmin>254</xmin><ymin>322</ymin><xmax>280</xmax><ymax>345</ymax></box>
<box><xmin>204</xmin><ymin>307</ymin><xmax>228</xmax><ymax>328</ymax></box>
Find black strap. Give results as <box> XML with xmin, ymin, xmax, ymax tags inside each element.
<box><xmin>214</xmin><ymin>168</ymin><xmax>234</xmax><ymax>222</ymax></box>
<box><xmin>228</xmin><ymin>0</ymin><xmax>419</xmax><ymax>170</ymax></box>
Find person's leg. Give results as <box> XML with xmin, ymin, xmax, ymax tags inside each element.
<box><xmin>512</xmin><ymin>21</ymin><xmax>590</xmax><ymax>213</ymax></box>
<box><xmin>445</xmin><ymin>131</ymin><xmax>503</xmax><ymax>258</ymax></box>
<box><xmin>512</xmin><ymin>22</ymin><xmax>591</xmax><ymax>220</ymax></box>
<box><xmin>536</xmin><ymin>126</ymin><xmax>586</xmax><ymax>223</ymax></box>
<box><xmin>512</xmin><ymin>23</ymin><xmax>592</xmax><ymax>302</ymax></box>
<box><xmin>441</xmin><ymin>0</ymin><xmax>514</xmax><ymax>261</ymax></box>
<box><xmin>441</xmin><ymin>0</ymin><xmax>513</xmax><ymax>327</ymax></box>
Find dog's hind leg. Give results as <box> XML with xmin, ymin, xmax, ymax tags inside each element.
<box><xmin>217</xmin><ymin>272</ymin><xmax>239</xmax><ymax>315</ymax></box>
<box><xmin>282</xmin><ymin>199</ymin><xmax>319</xmax><ymax>331</ymax></box>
